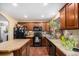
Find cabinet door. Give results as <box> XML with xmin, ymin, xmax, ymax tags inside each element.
<box><xmin>60</xmin><ymin>7</ymin><xmax>66</xmax><ymax>29</ymax></box>
<box><xmin>48</xmin><ymin>41</ymin><xmax>56</xmax><ymax>56</ymax></box>
<box><xmin>21</xmin><ymin>45</ymin><xmax>27</xmax><ymax>56</ymax></box>
<box><xmin>56</xmin><ymin>47</ymin><xmax>65</xmax><ymax>56</ymax></box>
<box><xmin>45</xmin><ymin>22</ymin><xmax>49</xmax><ymax>31</ymax></box>
<box><xmin>66</xmin><ymin>3</ymin><xmax>78</xmax><ymax>29</ymax></box>
<box><xmin>42</xmin><ymin>37</ymin><xmax>48</xmax><ymax>46</ymax></box>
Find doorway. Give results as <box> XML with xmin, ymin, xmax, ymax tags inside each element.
<box><xmin>0</xmin><ymin>14</ymin><xmax>9</xmax><ymax>42</ymax></box>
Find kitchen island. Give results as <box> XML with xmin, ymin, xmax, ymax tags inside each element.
<box><xmin>0</xmin><ymin>39</ymin><xmax>31</xmax><ymax>56</ymax></box>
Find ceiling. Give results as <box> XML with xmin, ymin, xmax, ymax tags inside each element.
<box><xmin>0</xmin><ymin>3</ymin><xmax>65</xmax><ymax>21</ymax></box>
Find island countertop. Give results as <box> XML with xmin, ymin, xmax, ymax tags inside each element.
<box><xmin>0</xmin><ymin>39</ymin><xmax>30</xmax><ymax>53</ymax></box>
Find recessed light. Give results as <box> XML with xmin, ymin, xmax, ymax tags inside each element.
<box><xmin>12</xmin><ymin>3</ymin><xmax>18</xmax><ymax>7</ymax></box>
<box><xmin>41</xmin><ymin>15</ymin><xmax>44</xmax><ymax>18</ymax></box>
<box><xmin>43</xmin><ymin>3</ymin><xmax>48</xmax><ymax>6</ymax></box>
<box><xmin>24</xmin><ymin>15</ymin><xmax>28</xmax><ymax>18</ymax></box>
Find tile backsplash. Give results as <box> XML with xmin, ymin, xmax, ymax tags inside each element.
<box><xmin>63</xmin><ymin>30</ymin><xmax>79</xmax><ymax>40</ymax></box>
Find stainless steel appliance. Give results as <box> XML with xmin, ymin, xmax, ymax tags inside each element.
<box><xmin>0</xmin><ymin>26</ymin><xmax>8</xmax><ymax>42</ymax></box>
<box><xmin>33</xmin><ymin>26</ymin><xmax>42</xmax><ymax>47</ymax></box>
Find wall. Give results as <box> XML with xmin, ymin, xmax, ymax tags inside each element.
<box><xmin>0</xmin><ymin>12</ymin><xmax>17</xmax><ymax>41</ymax></box>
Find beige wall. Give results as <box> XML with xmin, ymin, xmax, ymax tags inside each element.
<box><xmin>0</xmin><ymin>12</ymin><xmax>17</xmax><ymax>41</ymax></box>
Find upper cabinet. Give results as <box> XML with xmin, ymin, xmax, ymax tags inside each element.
<box><xmin>60</xmin><ymin>6</ymin><xmax>66</xmax><ymax>29</ymax></box>
<box><xmin>18</xmin><ymin>22</ymin><xmax>49</xmax><ymax>31</ymax></box>
<box><xmin>66</xmin><ymin>3</ymin><xmax>78</xmax><ymax>29</ymax></box>
<box><xmin>59</xmin><ymin>3</ymin><xmax>79</xmax><ymax>29</ymax></box>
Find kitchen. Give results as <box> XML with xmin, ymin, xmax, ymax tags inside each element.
<box><xmin>0</xmin><ymin>3</ymin><xmax>79</xmax><ymax>56</ymax></box>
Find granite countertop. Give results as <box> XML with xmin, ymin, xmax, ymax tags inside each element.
<box><xmin>26</xmin><ymin>31</ymin><xmax>34</xmax><ymax>37</ymax></box>
<box><xmin>51</xmin><ymin>39</ymin><xmax>79</xmax><ymax>56</ymax></box>
<box><xmin>45</xmin><ymin>34</ymin><xmax>79</xmax><ymax>56</ymax></box>
<box><xmin>0</xmin><ymin>39</ymin><xmax>30</xmax><ymax>53</ymax></box>
<box><xmin>26</xmin><ymin>35</ymin><xmax>34</xmax><ymax>37</ymax></box>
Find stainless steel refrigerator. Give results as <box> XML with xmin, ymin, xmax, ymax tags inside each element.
<box><xmin>0</xmin><ymin>26</ymin><xmax>8</xmax><ymax>43</ymax></box>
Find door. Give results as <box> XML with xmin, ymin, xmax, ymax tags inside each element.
<box><xmin>66</xmin><ymin>3</ymin><xmax>78</xmax><ymax>29</ymax></box>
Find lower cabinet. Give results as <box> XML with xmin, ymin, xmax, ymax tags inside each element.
<box><xmin>21</xmin><ymin>47</ymin><xmax>27</xmax><ymax>56</ymax></box>
<box><xmin>48</xmin><ymin>40</ymin><xmax>56</xmax><ymax>56</ymax></box>
<box><xmin>26</xmin><ymin>39</ymin><xmax>33</xmax><ymax>55</ymax></box>
<box><xmin>13</xmin><ymin>43</ymin><xmax>27</xmax><ymax>56</ymax></box>
<box><xmin>26</xmin><ymin>37</ymin><xmax>33</xmax><ymax>46</ymax></box>
<box><xmin>13</xmin><ymin>40</ymin><xmax>31</xmax><ymax>56</ymax></box>
<box><xmin>56</xmin><ymin>47</ymin><xmax>65</xmax><ymax>56</ymax></box>
<box><xmin>42</xmin><ymin>37</ymin><xmax>49</xmax><ymax>47</ymax></box>
<box><xmin>13</xmin><ymin>38</ymin><xmax>66</xmax><ymax>56</ymax></box>
<box><xmin>47</xmin><ymin>39</ymin><xmax>66</xmax><ymax>56</ymax></box>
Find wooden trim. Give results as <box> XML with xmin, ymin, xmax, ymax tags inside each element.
<box><xmin>59</xmin><ymin>3</ymin><xmax>68</xmax><ymax>12</ymax></box>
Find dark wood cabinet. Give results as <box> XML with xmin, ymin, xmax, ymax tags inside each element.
<box><xmin>59</xmin><ymin>3</ymin><xmax>79</xmax><ymax>29</ymax></box>
<box><xmin>42</xmin><ymin>37</ymin><xmax>49</xmax><ymax>46</ymax></box>
<box><xmin>56</xmin><ymin>47</ymin><xmax>65</xmax><ymax>56</ymax></box>
<box><xmin>42</xmin><ymin>37</ymin><xmax>56</xmax><ymax>56</ymax></box>
<box><xmin>26</xmin><ymin>37</ymin><xmax>33</xmax><ymax>46</ymax></box>
<box><xmin>47</xmin><ymin>39</ymin><xmax>65</xmax><ymax>56</ymax></box>
<box><xmin>60</xmin><ymin>6</ymin><xmax>66</xmax><ymax>29</ymax></box>
<box><xmin>18</xmin><ymin>22</ymin><xmax>49</xmax><ymax>31</ymax></box>
<box><xmin>13</xmin><ymin>43</ymin><xmax>27</xmax><ymax>56</ymax></box>
<box><xmin>26</xmin><ymin>39</ymin><xmax>32</xmax><ymax>56</ymax></box>
<box><xmin>21</xmin><ymin>44</ymin><xmax>27</xmax><ymax>56</ymax></box>
<box><xmin>66</xmin><ymin>3</ymin><xmax>78</xmax><ymax>29</ymax></box>
<box><xmin>13</xmin><ymin>40</ymin><xmax>31</xmax><ymax>56</ymax></box>
<box><xmin>48</xmin><ymin>40</ymin><xmax>56</xmax><ymax>56</ymax></box>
